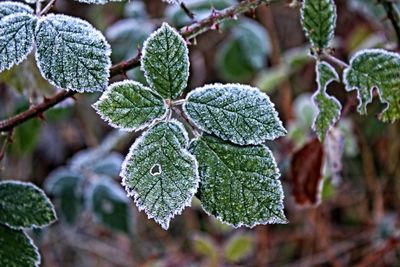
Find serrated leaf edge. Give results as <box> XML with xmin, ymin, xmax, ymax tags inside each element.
<box><xmin>34</xmin><ymin>14</ymin><xmax>112</xmax><ymax>93</ymax></box>
<box><xmin>0</xmin><ymin>13</ymin><xmax>36</xmax><ymax>73</ymax></box>
<box><xmin>120</xmin><ymin>119</ymin><xmax>199</xmax><ymax>230</ymax></box>
<box><xmin>92</xmin><ymin>80</ymin><xmax>169</xmax><ymax>132</ymax></box>
<box><xmin>140</xmin><ymin>22</ymin><xmax>190</xmax><ymax>100</ymax></box>
<box><xmin>183</xmin><ymin>83</ymin><xmax>287</xmax><ymax>145</ymax></box>
<box><xmin>0</xmin><ymin>180</ymin><xmax>57</xmax><ymax>230</ymax></box>
<box><xmin>311</xmin><ymin>61</ymin><xmax>341</xmax><ymax>139</ymax></box>
<box><xmin>300</xmin><ymin>0</ymin><xmax>337</xmax><ymax>51</ymax></box>
<box><xmin>189</xmin><ymin>137</ymin><xmax>288</xmax><ymax>228</ymax></box>
<box><xmin>343</xmin><ymin>48</ymin><xmax>400</xmax><ymax>118</ymax></box>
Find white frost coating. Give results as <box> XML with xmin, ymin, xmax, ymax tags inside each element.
<box><xmin>183</xmin><ymin>83</ymin><xmax>287</xmax><ymax>145</ymax></box>
<box><xmin>311</xmin><ymin>61</ymin><xmax>342</xmax><ymax>138</ymax></box>
<box><xmin>0</xmin><ymin>180</ymin><xmax>57</xmax><ymax>230</ymax></box>
<box><xmin>35</xmin><ymin>14</ymin><xmax>111</xmax><ymax>92</ymax></box>
<box><xmin>0</xmin><ymin>1</ymin><xmax>33</xmax><ymax>19</ymax></box>
<box><xmin>162</xmin><ymin>0</ymin><xmax>181</xmax><ymax>4</ymax></box>
<box><xmin>343</xmin><ymin>48</ymin><xmax>399</xmax><ymax>118</ymax></box>
<box><xmin>0</xmin><ymin>13</ymin><xmax>36</xmax><ymax>73</ymax></box>
<box><xmin>92</xmin><ymin>80</ymin><xmax>169</xmax><ymax>132</ymax></box>
<box><xmin>189</xmin><ymin>137</ymin><xmax>287</xmax><ymax>228</ymax></box>
<box><xmin>120</xmin><ymin>120</ymin><xmax>199</xmax><ymax>230</ymax></box>
<box><xmin>141</xmin><ymin>22</ymin><xmax>190</xmax><ymax>99</ymax></box>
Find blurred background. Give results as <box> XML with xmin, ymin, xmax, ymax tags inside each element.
<box><xmin>1</xmin><ymin>0</ymin><xmax>400</xmax><ymax>266</ymax></box>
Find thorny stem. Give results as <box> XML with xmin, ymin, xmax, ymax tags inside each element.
<box><xmin>0</xmin><ymin>0</ymin><xmax>280</xmax><ymax>133</ymax></box>
<box><xmin>180</xmin><ymin>2</ymin><xmax>195</xmax><ymax>20</ymax></box>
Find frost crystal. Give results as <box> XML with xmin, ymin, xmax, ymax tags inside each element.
<box><xmin>93</xmin><ymin>80</ymin><xmax>168</xmax><ymax>132</ymax></box>
<box><xmin>183</xmin><ymin>83</ymin><xmax>287</xmax><ymax>145</ymax></box>
<box><xmin>74</xmin><ymin>0</ymin><xmax>123</xmax><ymax>4</ymax></box>
<box><xmin>121</xmin><ymin>121</ymin><xmax>199</xmax><ymax>229</ymax></box>
<box><xmin>35</xmin><ymin>14</ymin><xmax>111</xmax><ymax>92</ymax></box>
<box><xmin>190</xmin><ymin>135</ymin><xmax>287</xmax><ymax>227</ymax></box>
<box><xmin>0</xmin><ymin>14</ymin><xmax>36</xmax><ymax>73</ymax></box>
<box><xmin>0</xmin><ymin>1</ymin><xmax>33</xmax><ymax>20</ymax></box>
<box><xmin>312</xmin><ymin>61</ymin><xmax>341</xmax><ymax>141</ymax></box>
<box><xmin>142</xmin><ymin>23</ymin><xmax>189</xmax><ymax>99</ymax></box>
<box><xmin>0</xmin><ymin>181</ymin><xmax>57</xmax><ymax>230</ymax></box>
<box><xmin>0</xmin><ymin>225</ymin><xmax>40</xmax><ymax>267</ymax></box>
<box><xmin>301</xmin><ymin>0</ymin><xmax>337</xmax><ymax>51</ymax></box>
<box><xmin>343</xmin><ymin>49</ymin><xmax>400</xmax><ymax>122</ymax></box>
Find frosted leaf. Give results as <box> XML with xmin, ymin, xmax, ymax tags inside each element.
<box><xmin>0</xmin><ymin>1</ymin><xmax>33</xmax><ymax>20</ymax></box>
<box><xmin>162</xmin><ymin>0</ymin><xmax>181</xmax><ymax>4</ymax></box>
<box><xmin>45</xmin><ymin>168</ymin><xmax>84</xmax><ymax>224</ymax></box>
<box><xmin>300</xmin><ymin>0</ymin><xmax>337</xmax><ymax>51</ymax></box>
<box><xmin>90</xmin><ymin>152</ymin><xmax>124</xmax><ymax>177</ymax></box>
<box><xmin>0</xmin><ymin>181</ymin><xmax>57</xmax><ymax>230</ymax></box>
<box><xmin>73</xmin><ymin>0</ymin><xmax>123</xmax><ymax>4</ymax></box>
<box><xmin>189</xmin><ymin>135</ymin><xmax>287</xmax><ymax>228</ymax></box>
<box><xmin>312</xmin><ymin>61</ymin><xmax>341</xmax><ymax>141</ymax></box>
<box><xmin>88</xmin><ymin>179</ymin><xmax>131</xmax><ymax>233</ymax></box>
<box><xmin>35</xmin><ymin>14</ymin><xmax>111</xmax><ymax>92</ymax></box>
<box><xmin>343</xmin><ymin>49</ymin><xmax>400</xmax><ymax>122</ymax></box>
<box><xmin>93</xmin><ymin>80</ymin><xmax>168</xmax><ymax>132</ymax></box>
<box><xmin>142</xmin><ymin>23</ymin><xmax>189</xmax><ymax>99</ymax></box>
<box><xmin>183</xmin><ymin>83</ymin><xmax>286</xmax><ymax>145</ymax></box>
<box><xmin>0</xmin><ymin>225</ymin><xmax>40</xmax><ymax>267</ymax></box>
<box><xmin>121</xmin><ymin>121</ymin><xmax>199</xmax><ymax>229</ymax></box>
<box><xmin>0</xmin><ymin>14</ymin><xmax>36</xmax><ymax>73</ymax></box>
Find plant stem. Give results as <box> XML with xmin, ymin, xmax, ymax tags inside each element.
<box><xmin>380</xmin><ymin>0</ymin><xmax>400</xmax><ymax>45</ymax></box>
<box><xmin>0</xmin><ymin>0</ymin><xmax>280</xmax><ymax>132</ymax></box>
<box><xmin>40</xmin><ymin>0</ymin><xmax>57</xmax><ymax>16</ymax></box>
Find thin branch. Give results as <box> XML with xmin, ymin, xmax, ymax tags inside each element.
<box><xmin>40</xmin><ymin>0</ymin><xmax>57</xmax><ymax>16</ymax></box>
<box><xmin>321</xmin><ymin>53</ymin><xmax>349</xmax><ymax>69</ymax></box>
<box><xmin>0</xmin><ymin>130</ymin><xmax>13</xmax><ymax>162</ymax></box>
<box><xmin>0</xmin><ymin>53</ymin><xmax>141</xmax><ymax>132</ymax></box>
<box><xmin>0</xmin><ymin>0</ymin><xmax>279</xmax><ymax>132</ymax></box>
<box><xmin>380</xmin><ymin>0</ymin><xmax>400</xmax><ymax>45</ymax></box>
<box><xmin>180</xmin><ymin>2</ymin><xmax>195</xmax><ymax>20</ymax></box>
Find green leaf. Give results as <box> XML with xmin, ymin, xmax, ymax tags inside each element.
<box><xmin>121</xmin><ymin>121</ymin><xmax>199</xmax><ymax>229</ymax></box>
<box><xmin>0</xmin><ymin>13</ymin><xmax>36</xmax><ymax>73</ymax></box>
<box><xmin>93</xmin><ymin>80</ymin><xmax>168</xmax><ymax>131</ymax></box>
<box><xmin>0</xmin><ymin>224</ymin><xmax>40</xmax><ymax>267</ymax></box>
<box><xmin>90</xmin><ymin>152</ymin><xmax>123</xmax><ymax>177</ymax></box>
<box><xmin>0</xmin><ymin>2</ymin><xmax>32</xmax><ymax>20</ymax></box>
<box><xmin>343</xmin><ymin>49</ymin><xmax>400</xmax><ymax>122</ymax></box>
<box><xmin>88</xmin><ymin>178</ymin><xmax>131</xmax><ymax>233</ymax></box>
<box><xmin>141</xmin><ymin>23</ymin><xmax>189</xmax><ymax>99</ymax></box>
<box><xmin>183</xmin><ymin>84</ymin><xmax>286</xmax><ymax>145</ymax></box>
<box><xmin>300</xmin><ymin>0</ymin><xmax>337</xmax><ymax>51</ymax></box>
<box><xmin>189</xmin><ymin>135</ymin><xmax>287</xmax><ymax>227</ymax></box>
<box><xmin>35</xmin><ymin>14</ymin><xmax>111</xmax><ymax>92</ymax></box>
<box><xmin>193</xmin><ymin>234</ymin><xmax>219</xmax><ymax>263</ymax></box>
<box><xmin>0</xmin><ymin>181</ymin><xmax>57</xmax><ymax>229</ymax></box>
<box><xmin>224</xmin><ymin>233</ymin><xmax>254</xmax><ymax>263</ymax></box>
<box><xmin>45</xmin><ymin>169</ymin><xmax>84</xmax><ymax>224</ymax></box>
<box><xmin>312</xmin><ymin>61</ymin><xmax>341</xmax><ymax>141</ymax></box>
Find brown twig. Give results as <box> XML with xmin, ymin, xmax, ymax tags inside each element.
<box><xmin>0</xmin><ymin>130</ymin><xmax>13</xmax><ymax>162</ymax></box>
<box><xmin>180</xmin><ymin>2</ymin><xmax>195</xmax><ymax>20</ymax></box>
<box><xmin>0</xmin><ymin>0</ymin><xmax>279</xmax><ymax>133</ymax></box>
<box><xmin>379</xmin><ymin>0</ymin><xmax>400</xmax><ymax>46</ymax></box>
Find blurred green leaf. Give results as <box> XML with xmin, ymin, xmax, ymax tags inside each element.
<box><xmin>88</xmin><ymin>178</ymin><xmax>131</xmax><ymax>233</ymax></box>
<box><xmin>224</xmin><ymin>232</ymin><xmax>254</xmax><ymax>263</ymax></box>
<box><xmin>193</xmin><ymin>234</ymin><xmax>218</xmax><ymax>263</ymax></box>
<box><xmin>90</xmin><ymin>152</ymin><xmax>123</xmax><ymax>177</ymax></box>
<box><xmin>45</xmin><ymin>168</ymin><xmax>84</xmax><ymax>225</ymax></box>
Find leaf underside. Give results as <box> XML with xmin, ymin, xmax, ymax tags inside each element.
<box><xmin>343</xmin><ymin>49</ymin><xmax>400</xmax><ymax>122</ymax></box>
<box><xmin>301</xmin><ymin>0</ymin><xmax>337</xmax><ymax>51</ymax></box>
<box><xmin>121</xmin><ymin>121</ymin><xmax>198</xmax><ymax>229</ymax></box>
<box><xmin>35</xmin><ymin>14</ymin><xmax>111</xmax><ymax>92</ymax></box>
<box><xmin>312</xmin><ymin>61</ymin><xmax>341</xmax><ymax>141</ymax></box>
<box><xmin>0</xmin><ymin>181</ymin><xmax>57</xmax><ymax>229</ymax></box>
<box><xmin>93</xmin><ymin>80</ymin><xmax>167</xmax><ymax>131</ymax></box>
<box><xmin>183</xmin><ymin>83</ymin><xmax>286</xmax><ymax>145</ymax></box>
<box><xmin>0</xmin><ymin>14</ymin><xmax>36</xmax><ymax>72</ymax></box>
<box><xmin>190</xmin><ymin>135</ymin><xmax>287</xmax><ymax>228</ymax></box>
<box><xmin>0</xmin><ymin>224</ymin><xmax>40</xmax><ymax>267</ymax></box>
<box><xmin>141</xmin><ymin>23</ymin><xmax>189</xmax><ymax>99</ymax></box>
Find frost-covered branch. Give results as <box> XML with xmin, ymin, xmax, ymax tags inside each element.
<box><xmin>0</xmin><ymin>0</ymin><xmax>280</xmax><ymax>132</ymax></box>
